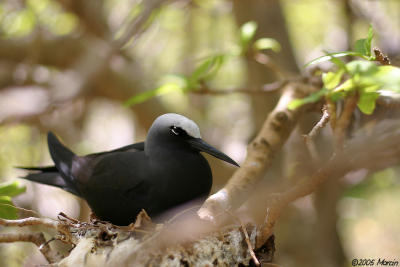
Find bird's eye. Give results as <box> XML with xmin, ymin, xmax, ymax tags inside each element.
<box><xmin>170</xmin><ymin>126</ymin><xmax>187</xmax><ymax>136</ymax></box>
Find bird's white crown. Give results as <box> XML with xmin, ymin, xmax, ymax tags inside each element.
<box><xmin>159</xmin><ymin>113</ymin><xmax>201</xmax><ymax>138</ymax></box>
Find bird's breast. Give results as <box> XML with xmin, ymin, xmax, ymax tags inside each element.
<box><xmin>148</xmin><ymin>151</ymin><xmax>212</xmax><ymax>208</ymax></box>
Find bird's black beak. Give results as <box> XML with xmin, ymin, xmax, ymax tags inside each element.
<box><xmin>187</xmin><ymin>138</ymin><xmax>239</xmax><ymax>167</ymax></box>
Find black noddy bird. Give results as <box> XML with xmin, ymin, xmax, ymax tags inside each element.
<box><xmin>19</xmin><ymin>113</ymin><xmax>239</xmax><ymax>225</ymax></box>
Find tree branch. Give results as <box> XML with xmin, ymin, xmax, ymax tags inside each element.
<box><xmin>303</xmin><ymin>105</ymin><xmax>330</xmax><ymax>160</ymax></box>
<box><xmin>0</xmin><ymin>232</ymin><xmax>63</xmax><ymax>263</ymax></box>
<box><xmin>198</xmin><ymin>82</ymin><xmax>316</xmax><ymax>222</ymax></box>
<box><xmin>256</xmin><ymin>119</ymin><xmax>400</xmax><ymax>247</ymax></box>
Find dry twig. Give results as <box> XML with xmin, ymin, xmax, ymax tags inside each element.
<box><xmin>303</xmin><ymin>105</ymin><xmax>331</xmax><ymax>160</ymax></box>
<box><xmin>240</xmin><ymin>223</ymin><xmax>260</xmax><ymax>266</ymax></box>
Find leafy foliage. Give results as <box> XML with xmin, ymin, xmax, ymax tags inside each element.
<box><xmin>0</xmin><ymin>181</ymin><xmax>26</xmax><ymax>219</ymax></box>
<box><xmin>125</xmin><ymin>21</ymin><xmax>280</xmax><ymax>106</ymax></box>
<box><xmin>305</xmin><ymin>25</ymin><xmax>375</xmax><ymax>67</ymax></box>
<box><xmin>124</xmin><ymin>54</ymin><xmax>225</xmax><ymax>106</ymax></box>
<box><xmin>290</xmin><ymin>26</ymin><xmax>400</xmax><ymax>114</ymax></box>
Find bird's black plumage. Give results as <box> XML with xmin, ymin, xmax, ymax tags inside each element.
<box><xmin>19</xmin><ymin>113</ymin><xmax>239</xmax><ymax>225</ymax></box>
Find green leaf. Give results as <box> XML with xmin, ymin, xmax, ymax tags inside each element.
<box><xmin>354</xmin><ymin>25</ymin><xmax>374</xmax><ymax>58</ymax></box>
<box><xmin>288</xmin><ymin>88</ymin><xmax>327</xmax><ymax>110</ymax></box>
<box><xmin>253</xmin><ymin>38</ymin><xmax>281</xmax><ymax>52</ymax></box>
<box><xmin>304</xmin><ymin>51</ymin><xmax>364</xmax><ymax>67</ymax></box>
<box><xmin>334</xmin><ymin>78</ymin><xmax>356</xmax><ymax>92</ymax></box>
<box><xmin>354</xmin><ymin>38</ymin><xmax>369</xmax><ymax>57</ymax></box>
<box><xmin>346</xmin><ymin>60</ymin><xmax>379</xmax><ymax>76</ymax></box>
<box><xmin>329</xmin><ymin>55</ymin><xmax>347</xmax><ymax>70</ymax></box>
<box><xmin>328</xmin><ymin>90</ymin><xmax>347</xmax><ymax>102</ymax></box>
<box><xmin>0</xmin><ymin>196</ymin><xmax>18</xmax><ymax>219</ymax></box>
<box><xmin>240</xmin><ymin>21</ymin><xmax>257</xmax><ymax>52</ymax></box>
<box><xmin>357</xmin><ymin>91</ymin><xmax>380</xmax><ymax>114</ymax></box>
<box><xmin>322</xmin><ymin>69</ymin><xmax>344</xmax><ymax>90</ymax></box>
<box><xmin>187</xmin><ymin>54</ymin><xmax>225</xmax><ymax>90</ymax></box>
<box><xmin>240</xmin><ymin>21</ymin><xmax>257</xmax><ymax>45</ymax></box>
<box><xmin>124</xmin><ymin>75</ymin><xmax>186</xmax><ymax>106</ymax></box>
<box><xmin>375</xmin><ymin>66</ymin><xmax>400</xmax><ymax>92</ymax></box>
<box><xmin>365</xmin><ymin>25</ymin><xmax>374</xmax><ymax>57</ymax></box>
<box><xmin>0</xmin><ymin>182</ymin><xmax>26</xmax><ymax>197</ymax></box>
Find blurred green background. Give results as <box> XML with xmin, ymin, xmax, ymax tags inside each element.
<box><xmin>0</xmin><ymin>0</ymin><xmax>399</xmax><ymax>266</ymax></box>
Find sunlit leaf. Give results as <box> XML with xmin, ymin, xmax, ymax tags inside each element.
<box><xmin>240</xmin><ymin>21</ymin><xmax>257</xmax><ymax>52</ymax></box>
<box><xmin>288</xmin><ymin>88</ymin><xmax>327</xmax><ymax>110</ymax></box>
<box><xmin>334</xmin><ymin>78</ymin><xmax>355</xmax><ymax>92</ymax></box>
<box><xmin>329</xmin><ymin>55</ymin><xmax>347</xmax><ymax>70</ymax></box>
<box><xmin>187</xmin><ymin>54</ymin><xmax>225</xmax><ymax>90</ymax></box>
<box><xmin>357</xmin><ymin>91</ymin><xmax>379</xmax><ymax>115</ymax></box>
<box><xmin>0</xmin><ymin>182</ymin><xmax>26</xmax><ymax>197</ymax></box>
<box><xmin>375</xmin><ymin>66</ymin><xmax>400</xmax><ymax>92</ymax></box>
<box><xmin>328</xmin><ymin>90</ymin><xmax>347</xmax><ymax>102</ymax></box>
<box><xmin>0</xmin><ymin>196</ymin><xmax>18</xmax><ymax>219</ymax></box>
<box><xmin>345</xmin><ymin>62</ymin><xmax>400</xmax><ymax>92</ymax></box>
<box><xmin>253</xmin><ymin>38</ymin><xmax>281</xmax><ymax>52</ymax></box>
<box><xmin>240</xmin><ymin>21</ymin><xmax>257</xmax><ymax>44</ymax></box>
<box><xmin>346</xmin><ymin>60</ymin><xmax>378</xmax><ymax>76</ymax></box>
<box><xmin>354</xmin><ymin>39</ymin><xmax>369</xmax><ymax>57</ymax></box>
<box><xmin>124</xmin><ymin>75</ymin><xmax>186</xmax><ymax>106</ymax></box>
<box><xmin>322</xmin><ymin>69</ymin><xmax>344</xmax><ymax>90</ymax></box>
<box><xmin>366</xmin><ymin>25</ymin><xmax>374</xmax><ymax>58</ymax></box>
<box><xmin>304</xmin><ymin>51</ymin><xmax>364</xmax><ymax>67</ymax></box>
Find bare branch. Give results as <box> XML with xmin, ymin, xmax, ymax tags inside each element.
<box><xmin>303</xmin><ymin>105</ymin><xmax>330</xmax><ymax>160</ymax></box>
<box><xmin>198</xmin><ymin>82</ymin><xmax>317</xmax><ymax>222</ymax></box>
<box><xmin>0</xmin><ymin>217</ymin><xmax>59</xmax><ymax>229</ymax></box>
<box><xmin>0</xmin><ymin>232</ymin><xmax>63</xmax><ymax>263</ymax></box>
<box><xmin>256</xmin><ymin>120</ymin><xmax>400</xmax><ymax>247</ymax></box>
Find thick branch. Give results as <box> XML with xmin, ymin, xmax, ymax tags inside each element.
<box><xmin>198</xmin><ymin>82</ymin><xmax>315</xmax><ymax>221</ymax></box>
<box><xmin>256</xmin><ymin>120</ymin><xmax>400</xmax><ymax>247</ymax></box>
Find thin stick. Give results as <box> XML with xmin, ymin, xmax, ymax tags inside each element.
<box><xmin>240</xmin><ymin>223</ymin><xmax>260</xmax><ymax>266</ymax></box>
<box><xmin>226</xmin><ymin>210</ymin><xmax>260</xmax><ymax>266</ymax></box>
<box><xmin>0</xmin><ymin>217</ymin><xmax>59</xmax><ymax>230</ymax></box>
<box><xmin>303</xmin><ymin>106</ymin><xmax>330</xmax><ymax>160</ymax></box>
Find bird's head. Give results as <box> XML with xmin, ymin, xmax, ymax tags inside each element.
<box><xmin>146</xmin><ymin>113</ymin><xmax>239</xmax><ymax>167</ymax></box>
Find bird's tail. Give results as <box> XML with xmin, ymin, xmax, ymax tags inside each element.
<box><xmin>18</xmin><ymin>169</ymin><xmax>80</xmax><ymax>196</ymax></box>
<box><xmin>17</xmin><ymin>132</ymin><xmax>81</xmax><ymax>196</ymax></box>
<box><xmin>47</xmin><ymin>132</ymin><xmax>76</xmax><ymax>176</ymax></box>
